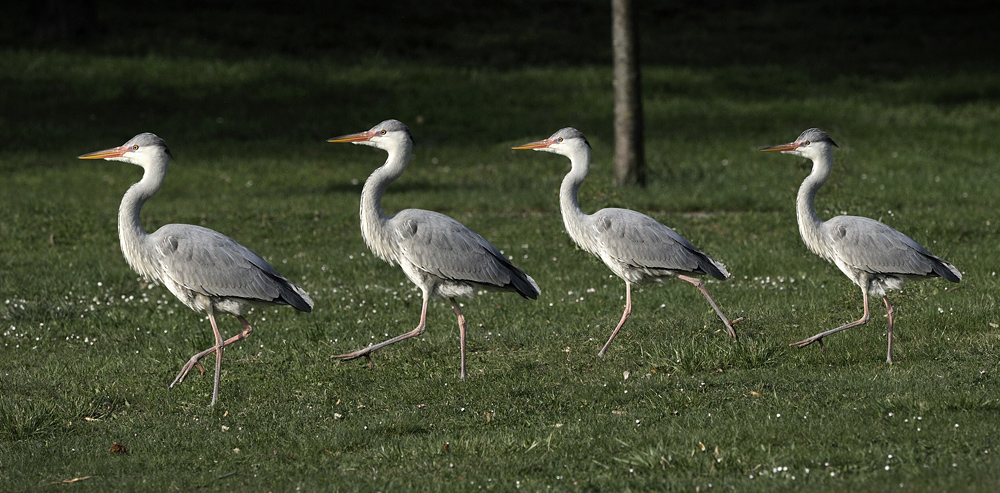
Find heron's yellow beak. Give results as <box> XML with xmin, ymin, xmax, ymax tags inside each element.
<box><xmin>327</xmin><ymin>131</ymin><xmax>376</xmax><ymax>143</ymax></box>
<box><xmin>759</xmin><ymin>142</ymin><xmax>801</xmax><ymax>152</ymax></box>
<box><xmin>511</xmin><ymin>139</ymin><xmax>554</xmax><ymax>150</ymax></box>
<box><xmin>78</xmin><ymin>146</ymin><xmax>129</xmax><ymax>160</ymax></box>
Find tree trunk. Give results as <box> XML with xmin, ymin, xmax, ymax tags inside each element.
<box><xmin>611</xmin><ymin>0</ymin><xmax>646</xmax><ymax>187</ymax></box>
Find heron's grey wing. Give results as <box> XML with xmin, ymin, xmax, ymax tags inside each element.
<box><xmin>591</xmin><ymin>208</ymin><xmax>729</xmax><ymax>279</ymax></box>
<box><xmin>823</xmin><ymin>216</ymin><xmax>959</xmax><ymax>281</ymax></box>
<box><xmin>153</xmin><ymin>225</ymin><xmax>313</xmax><ymax>311</ymax></box>
<box><xmin>390</xmin><ymin>210</ymin><xmax>539</xmax><ymax>298</ymax></box>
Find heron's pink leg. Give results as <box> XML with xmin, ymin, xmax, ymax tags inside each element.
<box><xmin>171</xmin><ymin>315</ymin><xmax>254</xmax><ymax>385</ymax></box>
<box><xmin>451</xmin><ymin>298</ymin><xmax>468</xmax><ymax>380</ymax></box>
<box><xmin>210</xmin><ymin>315</ymin><xmax>224</xmax><ymax>406</ymax></box>
<box><xmin>171</xmin><ymin>312</ymin><xmax>224</xmax><ymax>405</ymax></box>
<box><xmin>883</xmin><ymin>296</ymin><xmax>895</xmax><ymax>364</ymax></box>
<box><xmin>791</xmin><ymin>288</ymin><xmax>871</xmax><ymax>350</ymax></box>
<box><xmin>598</xmin><ymin>282</ymin><xmax>633</xmax><ymax>356</ymax></box>
<box><xmin>332</xmin><ymin>295</ymin><xmax>429</xmax><ymax>368</ymax></box>
<box><xmin>676</xmin><ymin>274</ymin><xmax>742</xmax><ymax>340</ymax></box>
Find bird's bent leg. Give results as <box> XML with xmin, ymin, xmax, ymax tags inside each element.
<box><xmin>332</xmin><ymin>296</ymin><xmax>429</xmax><ymax>366</ymax></box>
<box><xmin>171</xmin><ymin>315</ymin><xmax>255</xmax><ymax>390</ymax></box>
<box><xmin>790</xmin><ymin>289</ymin><xmax>871</xmax><ymax>350</ymax></box>
<box><xmin>598</xmin><ymin>282</ymin><xmax>633</xmax><ymax>357</ymax></box>
<box><xmin>169</xmin><ymin>312</ymin><xmax>228</xmax><ymax>406</ymax></box>
<box><xmin>451</xmin><ymin>298</ymin><xmax>468</xmax><ymax>380</ymax></box>
<box><xmin>883</xmin><ymin>296</ymin><xmax>895</xmax><ymax>364</ymax></box>
<box><xmin>676</xmin><ymin>274</ymin><xmax>741</xmax><ymax>340</ymax></box>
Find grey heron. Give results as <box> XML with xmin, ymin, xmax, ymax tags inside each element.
<box><xmin>327</xmin><ymin>119</ymin><xmax>539</xmax><ymax>379</ymax></box>
<box><xmin>512</xmin><ymin>128</ymin><xmax>740</xmax><ymax>356</ymax></box>
<box><xmin>761</xmin><ymin>128</ymin><xmax>961</xmax><ymax>363</ymax></box>
<box><xmin>79</xmin><ymin>133</ymin><xmax>313</xmax><ymax>406</ymax></box>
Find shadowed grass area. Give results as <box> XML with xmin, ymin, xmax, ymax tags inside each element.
<box><xmin>3</xmin><ymin>1</ymin><xmax>1000</xmax><ymax>491</ymax></box>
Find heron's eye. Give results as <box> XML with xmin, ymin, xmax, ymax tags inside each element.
<box><xmin>802</xmin><ymin>140</ymin><xmax>810</xmax><ymax>146</ymax></box>
<box><xmin>132</xmin><ymin>145</ymin><xmax>139</xmax><ymax>151</ymax></box>
<box><xmin>557</xmin><ymin>137</ymin><xmax>563</xmax><ymax>143</ymax></box>
<box><xmin>380</xmin><ymin>129</ymin><xmax>387</xmax><ymax>136</ymax></box>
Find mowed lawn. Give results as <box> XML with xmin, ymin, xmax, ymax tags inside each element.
<box><xmin>3</xmin><ymin>2</ymin><xmax>1000</xmax><ymax>491</ymax></box>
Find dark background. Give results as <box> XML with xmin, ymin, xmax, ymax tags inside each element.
<box><xmin>4</xmin><ymin>0</ymin><xmax>999</xmax><ymax>157</ymax></box>
<box><xmin>6</xmin><ymin>0</ymin><xmax>998</xmax><ymax>76</ymax></box>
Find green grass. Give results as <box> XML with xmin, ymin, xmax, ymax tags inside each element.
<box><xmin>3</xmin><ymin>1</ymin><xmax>1000</xmax><ymax>491</ymax></box>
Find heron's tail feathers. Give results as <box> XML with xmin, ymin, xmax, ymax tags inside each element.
<box><xmin>281</xmin><ymin>281</ymin><xmax>314</xmax><ymax>312</ymax></box>
<box><xmin>931</xmin><ymin>257</ymin><xmax>962</xmax><ymax>283</ymax></box>
<box><xmin>476</xmin><ymin>248</ymin><xmax>540</xmax><ymax>300</ymax></box>
<box><xmin>700</xmin><ymin>255</ymin><xmax>730</xmax><ymax>281</ymax></box>
<box><xmin>513</xmin><ymin>272</ymin><xmax>541</xmax><ymax>300</ymax></box>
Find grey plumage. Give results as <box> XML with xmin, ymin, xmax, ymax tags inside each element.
<box><xmin>79</xmin><ymin>132</ymin><xmax>312</xmax><ymax>406</ymax></box>
<box><xmin>389</xmin><ymin>209</ymin><xmax>540</xmax><ymax>300</ymax></box>
<box><xmin>147</xmin><ymin>224</ymin><xmax>313</xmax><ymax>312</ymax></box>
<box><xmin>327</xmin><ymin>119</ymin><xmax>539</xmax><ymax>379</ymax></box>
<box><xmin>761</xmin><ymin>128</ymin><xmax>960</xmax><ymax>363</ymax></box>
<box><xmin>513</xmin><ymin>128</ymin><xmax>739</xmax><ymax>356</ymax></box>
<box><xmin>588</xmin><ymin>208</ymin><xmax>730</xmax><ymax>281</ymax></box>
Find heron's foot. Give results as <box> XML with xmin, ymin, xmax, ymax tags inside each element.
<box><xmin>170</xmin><ymin>354</ymin><xmax>206</xmax><ymax>388</ymax></box>
<box><xmin>725</xmin><ymin>317</ymin><xmax>745</xmax><ymax>340</ymax></box>
<box><xmin>789</xmin><ymin>335</ymin><xmax>823</xmax><ymax>350</ymax></box>
<box><xmin>195</xmin><ymin>362</ymin><xmax>205</xmax><ymax>377</ymax></box>
<box><xmin>331</xmin><ymin>348</ymin><xmax>376</xmax><ymax>370</ymax></box>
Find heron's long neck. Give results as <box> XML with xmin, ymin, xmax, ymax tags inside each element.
<box><xmin>559</xmin><ymin>148</ymin><xmax>593</xmax><ymax>248</ymax></box>
<box><xmin>119</xmin><ymin>162</ymin><xmax>166</xmax><ymax>280</ymax></box>
<box><xmin>360</xmin><ymin>142</ymin><xmax>410</xmax><ymax>262</ymax></box>
<box><xmin>796</xmin><ymin>150</ymin><xmax>833</xmax><ymax>257</ymax></box>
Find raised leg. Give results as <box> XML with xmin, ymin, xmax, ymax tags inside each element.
<box><xmin>170</xmin><ymin>312</ymin><xmax>225</xmax><ymax>406</ymax></box>
<box><xmin>451</xmin><ymin>299</ymin><xmax>468</xmax><ymax>380</ymax></box>
<box><xmin>171</xmin><ymin>315</ymin><xmax>255</xmax><ymax>394</ymax></box>
<box><xmin>598</xmin><ymin>282</ymin><xmax>633</xmax><ymax>357</ymax></box>
<box><xmin>332</xmin><ymin>295</ymin><xmax>430</xmax><ymax>367</ymax></box>
<box><xmin>883</xmin><ymin>295</ymin><xmax>895</xmax><ymax>364</ymax></box>
<box><xmin>676</xmin><ymin>274</ymin><xmax>742</xmax><ymax>340</ymax></box>
<box><xmin>790</xmin><ymin>288</ymin><xmax>871</xmax><ymax>350</ymax></box>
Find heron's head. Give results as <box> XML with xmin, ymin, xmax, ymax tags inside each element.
<box><xmin>760</xmin><ymin>128</ymin><xmax>838</xmax><ymax>160</ymax></box>
<box><xmin>328</xmin><ymin>119</ymin><xmax>413</xmax><ymax>154</ymax></box>
<box><xmin>78</xmin><ymin>133</ymin><xmax>172</xmax><ymax>167</ymax></box>
<box><xmin>511</xmin><ymin>127</ymin><xmax>591</xmax><ymax>157</ymax></box>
